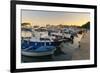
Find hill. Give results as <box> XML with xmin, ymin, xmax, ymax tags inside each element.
<box><xmin>81</xmin><ymin>22</ymin><xmax>90</xmax><ymax>29</ymax></box>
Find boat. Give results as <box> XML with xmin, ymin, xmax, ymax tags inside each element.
<box><xmin>21</xmin><ymin>26</ymin><xmax>62</xmax><ymax>56</ymax></box>
<box><xmin>21</xmin><ymin>40</ymin><xmax>60</xmax><ymax>56</ymax></box>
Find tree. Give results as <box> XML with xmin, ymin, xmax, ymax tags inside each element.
<box><xmin>81</xmin><ymin>22</ymin><xmax>90</xmax><ymax>29</ymax></box>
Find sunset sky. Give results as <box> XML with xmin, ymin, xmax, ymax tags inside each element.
<box><xmin>21</xmin><ymin>10</ymin><xmax>90</xmax><ymax>26</ymax></box>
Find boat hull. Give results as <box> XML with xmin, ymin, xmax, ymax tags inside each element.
<box><xmin>21</xmin><ymin>48</ymin><xmax>56</xmax><ymax>56</ymax></box>
<box><xmin>21</xmin><ymin>41</ymin><xmax>61</xmax><ymax>56</ymax></box>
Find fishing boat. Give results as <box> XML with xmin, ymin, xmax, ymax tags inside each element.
<box><xmin>21</xmin><ymin>26</ymin><xmax>62</xmax><ymax>56</ymax></box>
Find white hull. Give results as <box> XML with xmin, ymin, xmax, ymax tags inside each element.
<box><xmin>21</xmin><ymin>49</ymin><xmax>56</xmax><ymax>56</ymax></box>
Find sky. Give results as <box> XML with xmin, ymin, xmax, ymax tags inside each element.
<box><xmin>21</xmin><ymin>10</ymin><xmax>90</xmax><ymax>26</ymax></box>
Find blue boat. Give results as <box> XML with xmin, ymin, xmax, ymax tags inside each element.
<box><xmin>21</xmin><ymin>26</ymin><xmax>62</xmax><ymax>56</ymax></box>
<box><xmin>21</xmin><ymin>40</ymin><xmax>61</xmax><ymax>56</ymax></box>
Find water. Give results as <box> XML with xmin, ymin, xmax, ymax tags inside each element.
<box><xmin>21</xmin><ymin>47</ymin><xmax>73</xmax><ymax>63</ymax></box>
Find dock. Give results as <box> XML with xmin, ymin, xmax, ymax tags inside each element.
<box><xmin>72</xmin><ymin>31</ymin><xmax>90</xmax><ymax>60</ymax></box>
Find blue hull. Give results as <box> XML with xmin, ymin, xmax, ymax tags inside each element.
<box><xmin>21</xmin><ymin>40</ymin><xmax>61</xmax><ymax>53</ymax></box>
